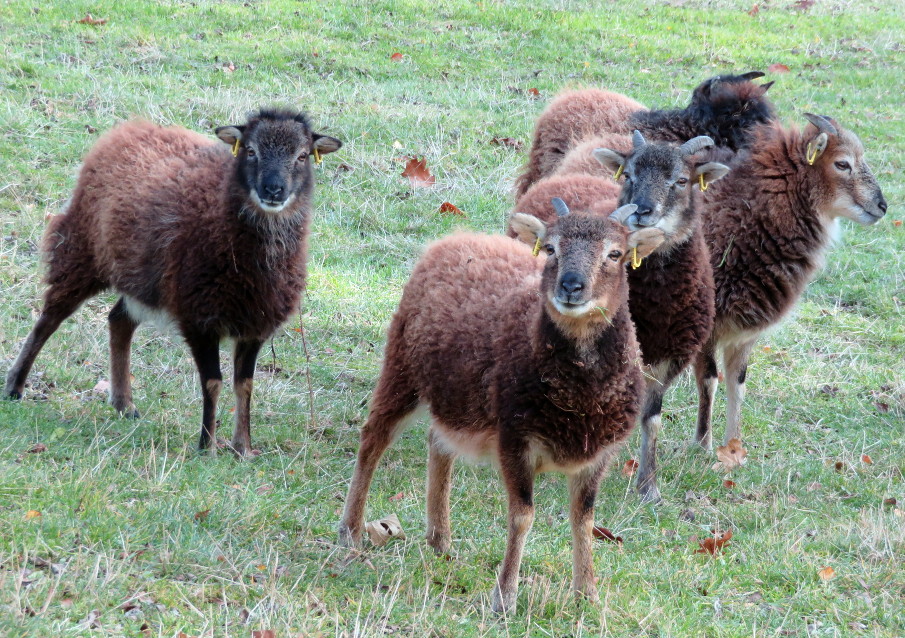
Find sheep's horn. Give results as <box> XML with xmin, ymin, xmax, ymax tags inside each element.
<box><xmin>632</xmin><ymin>130</ymin><xmax>646</xmax><ymax>149</ymax></box>
<box><xmin>803</xmin><ymin>113</ymin><xmax>838</xmax><ymax>136</ymax></box>
<box><xmin>760</xmin><ymin>80</ymin><xmax>775</xmax><ymax>92</ymax></box>
<box><xmin>740</xmin><ymin>71</ymin><xmax>766</xmax><ymax>80</ymax></box>
<box><xmin>680</xmin><ymin>136</ymin><xmax>715</xmax><ymax>156</ymax></box>
<box><xmin>551</xmin><ymin>197</ymin><xmax>571</xmax><ymax>217</ymax></box>
<box><xmin>608</xmin><ymin>204</ymin><xmax>638</xmax><ymax>224</ymax></box>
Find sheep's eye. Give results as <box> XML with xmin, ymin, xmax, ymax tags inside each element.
<box><xmin>675</xmin><ymin>178</ymin><xmax>688</xmax><ymax>187</ymax></box>
<box><xmin>608</xmin><ymin>250</ymin><xmax>623</xmax><ymax>261</ymax></box>
<box><xmin>834</xmin><ymin>161</ymin><xmax>851</xmax><ymax>172</ymax></box>
<box><xmin>545</xmin><ymin>245</ymin><xmax>555</xmax><ymax>256</ymax></box>
<box><xmin>297</xmin><ymin>154</ymin><xmax>307</xmax><ymax>163</ymax></box>
<box><xmin>246</xmin><ymin>148</ymin><xmax>256</xmax><ymax>158</ymax></box>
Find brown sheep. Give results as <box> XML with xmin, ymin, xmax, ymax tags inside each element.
<box><xmin>695</xmin><ymin>113</ymin><xmax>888</xmax><ymax>449</ymax></box>
<box><xmin>338</xmin><ymin>199</ymin><xmax>665</xmax><ymax>614</ymax></box>
<box><xmin>5</xmin><ymin>109</ymin><xmax>342</xmax><ymax>456</ymax></box>
<box><xmin>514</xmin><ymin>71</ymin><xmax>774</xmax><ymax>198</ymax></box>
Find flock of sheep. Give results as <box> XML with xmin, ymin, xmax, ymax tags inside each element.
<box><xmin>4</xmin><ymin>71</ymin><xmax>888</xmax><ymax>613</ymax></box>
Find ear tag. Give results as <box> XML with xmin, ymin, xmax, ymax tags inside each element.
<box><xmin>532</xmin><ymin>237</ymin><xmax>542</xmax><ymax>257</ymax></box>
<box><xmin>631</xmin><ymin>246</ymin><xmax>643</xmax><ymax>269</ymax></box>
<box><xmin>614</xmin><ymin>164</ymin><xmax>624</xmax><ymax>180</ymax></box>
<box><xmin>699</xmin><ymin>173</ymin><xmax>709</xmax><ymax>192</ymax></box>
<box><xmin>806</xmin><ymin>142</ymin><xmax>818</xmax><ymax>166</ymax></box>
<box><xmin>313</xmin><ymin>148</ymin><xmax>322</xmax><ymax>164</ymax></box>
<box><xmin>231</xmin><ymin>139</ymin><xmax>240</xmax><ymax>158</ymax></box>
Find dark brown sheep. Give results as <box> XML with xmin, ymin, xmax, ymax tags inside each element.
<box><xmin>5</xmin><ymin>109</ymin><xmax>341</xmax><ymax>456</ymax></box>
<box><xmin>338</xmin><ymin>199</ymin><xmax>664</xmax><ymax>614</ymax></box>
<box><xmin>514</xmin><ymin>71</ymin><xmax>774</xmax><ymax>198</ymax></box>
<box><xmin>695</xmin><ymin>113</ymin><xmax>888</xmax><ymax>448</ymax></box>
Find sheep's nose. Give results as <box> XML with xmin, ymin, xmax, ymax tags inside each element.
<box><xmin>560</xmin><ymin>272</ymin><xmax>584</xmax><ymax>295</ymax></box>
<box><xmin>263</xmin><ymin>183</ymin><xmax>284</xmax><ymax>198</ymax></box>
<box><xmin>877</xmin><ymin>197</ymin><xmax>887</xmax><ymax>214</ymax></box>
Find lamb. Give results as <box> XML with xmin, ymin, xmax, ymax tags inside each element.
<box><xmin>694</xmin><ymin>113</ymin><xmax>888</xmax><ymax>449</ymax></box>
<box><xmin>338</xmin><ymin>198</ymin><xmax>665</xmax><ymax>614</ymax></box>
<box><xmin>517</xmin><ymin>133</ymin><xmax>730</xmax><ymax>502</ymax></box>
<box><xmin>5</xmin><ymin>109</ymin><xmax>342</xmax><ymax>456</ymax></box>
<box><xmin>514</xmin><ymin>71</ymin><xmax>774</xmax><ymax>198</ymax></box>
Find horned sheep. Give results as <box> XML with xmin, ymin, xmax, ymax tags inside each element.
<box><xmin>5</xmin><ymin>109</ymin><xmax>342</xmax><ymax>456</ymax></box>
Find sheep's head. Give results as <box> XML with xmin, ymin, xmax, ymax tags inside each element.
<box><xmin>510</xmin><ymin>199</ymin><xmax>664</xmax><ymax>327</ymax></box>
<box><xmin>216</xmin><ymin>109</ymin><xmax>341</xmax><ymax>215</ymax></box>
<box><xmin>687</xmin><ymin>71</ymin><xmax>776</xmax><ymax>148</ymax></box>
<box><xmin>593</xmin><ymin>132</ymin><xmax>729</xmax><ymax>247</ymax></box>
<box><xmin>800</xmin><ymin>113</ymin><xmax>888</xmax><ymax>226</ymax></box>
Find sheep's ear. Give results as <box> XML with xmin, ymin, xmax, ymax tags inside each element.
<box><xmin>312</xmin><ymin>134</ymin><xmax>342</xmax><ymax>155</ymax></box>
<box><xmin>593</xmin><ymin>148</ymin><xmax>626</xmax><ymax>174</ymax></box>
<box><xmin>626</xmin><ymin>228</ymin><xmax>666</xmax><ymax>260</ymax></box>
<box><xmin>694</xmin><ymin>162</ymin><xmax>730</xmax><ymax>187</ymax></box>
<box><xmin>215</xmin><ymin>125</ymin><xmax>245</xmax><ymax>146</ymax></box>
<box><xmin>760</xmin><ymin>80</ymin><xmax>775</xmax><ymax>93</ymax></box>
<box><xmin>509</xmin><ymin>212</ymin><xmax>546</xmax><ymax>247</ymax></box>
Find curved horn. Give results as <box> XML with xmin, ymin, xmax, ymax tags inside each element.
<box><xmin>551</xmin><ymin>197</ymin><xmax>571</xmax><ymax>217</ymax></box>
<box><xmin>608</xmin><ymin>204</ymin><xmax>638</xmax><ymax>225</ymax></box>
<box><xmin>803</xmin><ymin>113</ymin><xmax>838</xmax><ymax>136</ymax></box>
<box><xmin>740</xmin><ymin>71</ymin><xmax>766</xmax><ymax>80</ymax></box>
<box><xmin>679</xmin><ymin>135</ymin><xmax>715</xmax><ymax>156</ymax></box>
<box><xmin>632</xmin><ymin>130</ymin><xmax>646</xmax><ymax>149</ymax></box>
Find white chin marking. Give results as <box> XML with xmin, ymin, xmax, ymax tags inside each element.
<box><xmin>251</xmin><ymin>191</ymin><xmax>294</xmax><ymax>214</ymax></box>
<box><xmin>552</xmin><ymin>298</ymin><xmax>595</xmax><ymax>317</ymax></box>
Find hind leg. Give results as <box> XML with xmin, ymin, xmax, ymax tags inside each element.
<box><xmin>108</xmin><ymin>297</ymin><xmax>140</xmax><ymax>417</ymax></box>
<box><xmin>636</xmin><ymin>360</ymin><xmax>682</xmax><ymax>504</ymax></box>
<box><xmin>694</xmin><ymin>339</ymin><xmax>719</xmax><ymax>450</ymax></box>
<box><xmin>425</xmin><ymin>428</ymin><xmax>455</xmax><ymax>554</ymax></box>
<box><xmin>184</xmin><ymin>331</ymin><xmax>222</xmax><ymax>454</ymax></box>
<box><xmin>723</xmin><ymin>338</ymin><xmax>756</xmax><ymax>444</ymax></box>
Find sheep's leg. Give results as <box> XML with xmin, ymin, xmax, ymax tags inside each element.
<box><xmin>230</xmin><ymin>338</ymin><xmax>263</xmax><ymax>458</ymax></box>
<box><xmin>722</xmin><ymin>338</ymin><xmax>755</xmax><ymax>444</ymax></box>
<box><xmin>491</xmin><ymin>442</ymin><xmax>535</xmax><ymax>614</ymax></box>
<box><xmin>636</xmin><ymin>359</ymin><xmax>681</xmax><ymax>504</ymax></box>
<box><xmin>425</xmin><ymin>428</ymin><xmax>455</xmax><ymax>554</ymax></box>
<box><xmin>568</xmin><ymin>462</ymin><xmax>606</xmax><ymax>604</ymax></box>
<box><xmin>108</xmin><ymin>297</ymin><xmax>140</xmax><ymax>418</ymax></box>
<box><xmin>185</xmin><ymin>332</ymin><xmax>222</xmax><ymax>454</ymax></box>
<box><xmin>694</xmin><ymin>339</ymin><xmax>719</xmax><ymax>451</ymax></box>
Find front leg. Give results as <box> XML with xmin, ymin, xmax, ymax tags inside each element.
<box><xmin>636</xmin><ymin>360</ymin><xmax>682</xmax><ymax>504</ymax></box>
<box><xmin>568</xmin><ymin>463</ymin><xmax>607</xmax><ymax>603</ymax></box>
<box><xmin>722</xmin><ymin>338</ymin><xmax>755</xmax><ymax>444</ymax></box>
<box><xmin>184</xmin><ymin>331</ymin><xmax>222</xmax><ymax>454</ymax></box>
<box><xmin>491</xmin><ymin>441</ymin><xmax>535</xmax><ymax>615</ymax></box>
<box><xmin>232</xmin><ymin>338</ymin><xmax>264</xmax><ymax>457</ymax></box>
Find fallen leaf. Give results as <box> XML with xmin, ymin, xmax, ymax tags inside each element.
<box><xmin>401</xmin><ymin>156</ymin><xmax>435</xmax><ymax>188</ymax></box>
<box><xmin>893</xmin><ymin>220</ymin><xmax>902</xmax><ymax>227</ymax></box>
<box><xmin>748</xmin><ymin>4</ymin><xmax>760</xmax><ymax>16</ymax></box>
<box><xmin>791</xmin><ymin>0</ymin><xmax>815</xmax><ymax>10</ymax></box>
<box><xmin>490</xmin><ymin>137</ymin><xmax>523</xmax><ymax>150</ymax></box>
<box><xmin>92</xmin><ymin>379</ymin><xmax>110</xmax><ymax>393</ymax></box>
<box><xmin>194</xmin><ymin>509</ymin><xmax>210</xmax><ymax>522</ymax></box>
<box><xmin>873</xmin><ymin>401</ymin><xmax>889</xmax><ymax>413</ymax></box>
<box><xmin>26</xmin><ymin>443</ymin><xmax>47</xmax><ymax>454</ymax></box>
<box><xmin>252</xmin><ymin>631</ymin><xmax>276</xmax><ymax>638</ymax></box>
<box><xmin>25</xmin><ymin>510</ymin><xmax>42</xmax><ymax>520</ymax></box>
<box><xmin>390</xmin><ymin>52</ymin><xmax>404</xmax><ymax>61</ymax></box>
<box><xmin>77</xmin><ymin>13</ymin><xmax>107</xmax><ymax>25</ymax></box>
<box><xmin>834</xmin><ymin>460</ymin><xmax>845</xmax><ymax>472</ymax></box>
<box><xmin>527</xmin><ymin>87</ymin><xmax>540</xmax><ymax>97</ymax></box>
<box><xmin>818</xmin><ymin>566</ymin><xmax>836</xmax><ymax>581</ymax></box>
<box><xmin>713</xmin><ymin>438</ymin><xmax>747</xmax><ymax>472</ymax></box>
<box><xmin>621</xmin><ymin>459</ymin><xmax>639</xmax><ymax>477</ymax></box>
<box><xmin>223</xmin><ymin>62</ymin><xmax>236</xmax><ymax>73</ymax></box>
<box><xmin>695</xmin><ymin>529</ymin><xmax>732</xmax><ymax>555</ymax></box>
<box><xmin>364</xmin><ymin>513</ymin><xmax>406</xmax><ymax>547</ymax></box>
<box><xmin>723</xmin><ymin>479</ymin><xmax>736</xmax><ymax>489</ymax></box>
<box><xmin>256</xmin><ymin>484</ymin><xmax>274</xmax><ymax>495</ymax></box>
<box><xmin>592</xmin><ymin>525</ymin><xmax>623</xmax><ymax>544</ymax></box>
<box><xmin>883</xmin><ymin>497</ymin><xmax>897</xmax><ymax>507</ymax></box>
<box><xmin>861</xmin><ymin>454</ymin><xmax>873</xmax><ymax>465</ymax></box>
<box><xmin>388</xmin><ymin>491</ymin><xmax>405</xmax><ymax>502</ymax></box>
<box><xmin>768</xmin><ymin>63</ymin><xmax>791</xmax><ymax>73</ymax></box>
<box><xmin>438</xmin><ymin>202</ymin><xmax>465</xmax><ymax>216</ymax></box>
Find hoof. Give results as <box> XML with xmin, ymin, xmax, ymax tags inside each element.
<box><xmin>115</xmin><ymin>406</ymin><xmax>140</xmax><ymax>419</ymax></box>
<box><xmin>7</xmin><ymin>390</ymin><xmax>22</xmax><ymax>400</ymax></box>
<box><xmin>425</xmin><ymin>530</ymin><xmax>451</xmax><ymax>555</ymax></box>
<box><xmin>638</xmin><ymin>486</ymin><xmax>662</xmax><ymax>505</ymax></box>
<box><xmin>337</xmin><ymin>522</ymin><xmax>361</xmax><ymax>549</ymax></box>
<box><xmin>490</xmin><ymin>585</ymin><xmax>516</xmax><ymax>615</ymax></box>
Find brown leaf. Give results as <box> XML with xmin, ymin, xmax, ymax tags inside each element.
<box><xmin>723</xmin><ymin>479</ymin><xmax>736</xmax><ymax>489</ymax></box>
<box><xmin>791</xmin><ymin>0</ymin><xmax>815</xmax><ymax>10</ymax></box>
<box><xmin>818</xmin><ymin>566</ymin><xmax>836</xmax><ymax>581</ymax></box>
<box><xmin>388</xmin><ymin>491</ymin><xmax>405</xmax><ymax>502</ymax></box>
<box><xmin>390</xmin><ymin>52</ymin><xmax>404</xmax><ymax>61</ymax></box>
<box><xmin>256</xmin><ymin>483</ymin><xmax>274</xmax><ymax>495</ymax></box>
<box><xmin>26</xmin><ymin>443</ymin><xmax>47</xmax><ymax>454</ymax></box>
<box><xmin>194</xmin><ymin>509</ymin><xmax>210</xmax><ymax>522</ymax></box>
<box><xmin>873</xmin><ymin>401</ymin><xmax>889</xmax><ymax>413</ymax></box>
<box><xmin>592</xmin><ymin>525</ymin><xmax>623</xmax><ymax>544</ymax></box>
<box><xmin>883</xmin><ymin>497</ymin><xmax>897</xmax><ymax>507</ymax></box>
<box><xmin>490</xmin><ymin>137</ymin><xmax>523</xmax><ymax>150</ymax></box>
<box><xmin>252</xmin><ymin>631</ymin><xmax>276</xmax><ymax>638</ymax></box>
<box><xmin>861</xmin><ymin>454</ymin><xmax>873</xmax><ymax>465</ymax></box>
<box><xmin>527</xmin><ymin>87</ymin><xmax>540</xmax><ymax>98</ymax></box>
<box><xmin>713</xmin><ymin>438</ymin><xmax>747</xmax><ymax>472</ymax></box>
<box><xmin>621</xmin><ymin>459</ymin><xmax>639</xmax><ymax>477</ymax></box>
<box><xmin>77</xmin><ymin>13</ymin><xmax>107</xmax><ymax>25</ymax></box>
<box><xmin>695</xmin><ymin>529</ymin><xmax>732</xmax><ymax>555</ymax></box>
<box><xmin>893</xmin><ymin>220</ymin><xmax>902</xmax><ymax>227</ymax></box>
<box><xmin>438</xmin><ymin>202</ymin><xmax>465</xmax><ymax>216</ymax></box>
<box><xmin>768</xmin><ymin>63</ymin><xmax>791</xmax><ymax>73</ymax></box>
<box><xmin>401</xmin><ymin>156</ymin><xmax>435</xmax><ymax>188</ymax></box>
<box><xmin>92</xmin><ymin>379</ymin><xmax>110</xmax><ymax>393</ymax></box>
<box><xmin>747</xmin><ymin>4</ymin><xmax>760</xmax><ymax>16</ymax></box>
<box><xmin>25</xmin><ymin>510</ymin><xmax>42</xmax><ymax>520</ymax></box>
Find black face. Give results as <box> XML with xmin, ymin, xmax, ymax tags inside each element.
<box><xmin>617</xmin><ymin>145</ymin><xmax>694</xmax><ymax>243</ymax></box>
<box><xmin>688</xmin><ymin>73</ymin><xmax>775</xmax><ymax>148</ymax></box>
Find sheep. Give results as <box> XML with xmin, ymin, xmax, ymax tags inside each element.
<box><xmin>518</xmin><ymin>132</ymin><xmax>731</xmax><ymax>502</ymax></box>
<box><xmin>338</xmin><ymin>198</ymin><xmax>665</xmax><ymax>614</ymax></box>
<box><xmin>514</xmin><ymin>71</ymin><xmax>774</xmax><ymax>198</ymax></box>
<box><xmin>4</xmin><ymin>109</ymin><xmax>342</xmax><ymax>456</ymax></box>
<box><xmin>694</xmin><ymin>113</ymin><xmax>888</xmax><ymax>449</ymax></box>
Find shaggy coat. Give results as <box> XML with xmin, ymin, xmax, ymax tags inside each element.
<box><xmin>514</xmin><ymin>72</ymin><xmax>774</xmax><ymax>198</ymax></box>
<box><xmin>340</xmin><ymin>209</ymin><xmax>663</xmax><ymax>614</ymax></box>
<box><xmin>695</xmin><ymin>115</ymin><xmax>888</xmax><ymax>448</ymax></box>
<box><xmin>508</xmin><ymin>174</ymin><xmax>621</xmax><ymax>231</ymax></box>
<box><xmin>554</xmin><ymin>133</ymin><xmax>633</xmax><ymax>178</ymax></box>
<box><xmin>5</xmin><ymin>110</ymin><xmax>341</xmax><ymax>456</ymax></box>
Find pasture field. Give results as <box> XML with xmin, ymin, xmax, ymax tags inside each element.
<box><xmin>0</xmin><ymin>1</ymin><xmax>902</xmax><ymax>636</ymax></box>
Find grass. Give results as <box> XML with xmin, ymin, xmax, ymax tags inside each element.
<box><xmin>1</xmin><ymin>0</ymin><xmax>903</xmax><ymax>636</ymax></box>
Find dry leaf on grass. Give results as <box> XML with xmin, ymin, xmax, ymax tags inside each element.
<box><xmin>747</xmin><ymin>4</ymin><xmax>760</xmax><ymax>16</ymax></box>
<box><xmin>768</xmin><ymin>63</ymin><xmax>791</xmax><ymax>73</ymax></box>
<box><xmin>92</xmin><ymin>379</ymin><xmax>110</xmax><ymax>393</ymax></box>
<box><xmin>592</xmin><ymin>525</ymin><xmax>623</xmax><ymax>545</ymax></box>
<box><xmin>713</xmin><ymin>438</ymin><xmax>747</xmax><ymax>472</ymax></box>
<box><xmin>438</xmin><ymin>202</ymin><xmax>465</xmax><ymax>216</ymax></box>
<box><xmin>490</xmin><ymin>137</ymin><xmax>523</xmax><ymax>150</ymax></box>
<box><xmin>861</xmin><ymin>454</ymin><xmax>873</xmax><ymax>465</ymax></box>
<box><xmin>26</xmin><ymin>443</ymin><xmax>47</xmax><ymax>454</ymax></box>
<box><xmin>388</xmin><ymin>491</ymin><xmax>405</xmax><ymax>502</ymax></box>
<box><xmin>77</xmin><ymin>13</ymin><xmax>107</xmax><ymax>25</ymax></box>
<box><xmin>401</xmin><ymin>157</ymin><xmax>435</xmax><ymax>188</ymax></box>
<box><xmin>252</xmin><ymin>631</ymin><xmax>276</xmax><ymax>638</ymax></box>
<box><xmin>621</xmin><ymin>459</ymin><xmax>639</xmax><ymax>477</ymax></box>
<box><xmin>390</xmin><ymin>52</ymin><xmax>404</xmax><ymax>61</ymax></box>
<box><xmin>527</xmin><ymin>87</ymin><xmax>540</xmax><ymax>97</ymax></box>
<box><xmin>25</xmin><ymin>510</ymin><xmax>42</xmax><ymax>520</ymax></box>
<box><xmin>818</xmin><ymin>566</ymin><xmax>836</xmax><ymax>581</ymax></box>
<box><xmin>695</xmin><ymin>529</ymin><xmax>732</xmax><ymax>555</ymax></box>
<box><xmin>365</xmin><ymin>513</ymin><xmax>406</xmax><ymax>547</ymax></box>
<box><xmin>194</xmin><ymin>509</ymin><xmax>210</xmax><ymax>522</ymax></box>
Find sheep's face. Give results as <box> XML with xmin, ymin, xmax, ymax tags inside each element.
<box><xmin>216</xmin><ymin>110</ymin><xmax>341</xmax><ymax>215</ymax></box>
<box><xmin>594</xmin><ymin>140</ymin><xmax>728</xmax><ymax>248</ymax></box>
<box><xmin>688</xmin><ymin>72</ymin><xmax>775</xmax><ymax>148</ymax></box>
<box><xmin>804</xmin><ymin>120</ymin><xmax>888</xmax><ymax>226</ymax></box>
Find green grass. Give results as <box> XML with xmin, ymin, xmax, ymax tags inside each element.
<box><xmin>1</xmin><ymin>0</ymin><xmax>903</xmax><ymax>636</ymax></box>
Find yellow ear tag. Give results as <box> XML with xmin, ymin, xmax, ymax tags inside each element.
<box><xmin>631</xmin><ymin>246</ymin><xmax>643</xmax><ymax>269</ymax></box>
<box><xmin>313</xmin><ymin>148</ymin><xmax>322</xmax><ymax>164</ymax></box>
<box><xmin>614</xmin><ymin>164</ymin><xmax>624</xmax><ymax>180</ymax></box>
<box><xmin>806</xmin><ymin>142</ymin><xmax>818</xmax><ymax>166</ymax></box>
<box><xmin>532</xmin><ymin>237</ymin><xmax>542</xmax><ymax>257</ymax></box>
<box><xmin>231</xmin><ymin>139</ymin><xmax>240</xmax><ymax>157</ymax></box>
<box><xmin>699</xmin><ymin>173</ymin><xmax>709</xmax><ymax>192</ymax></box>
